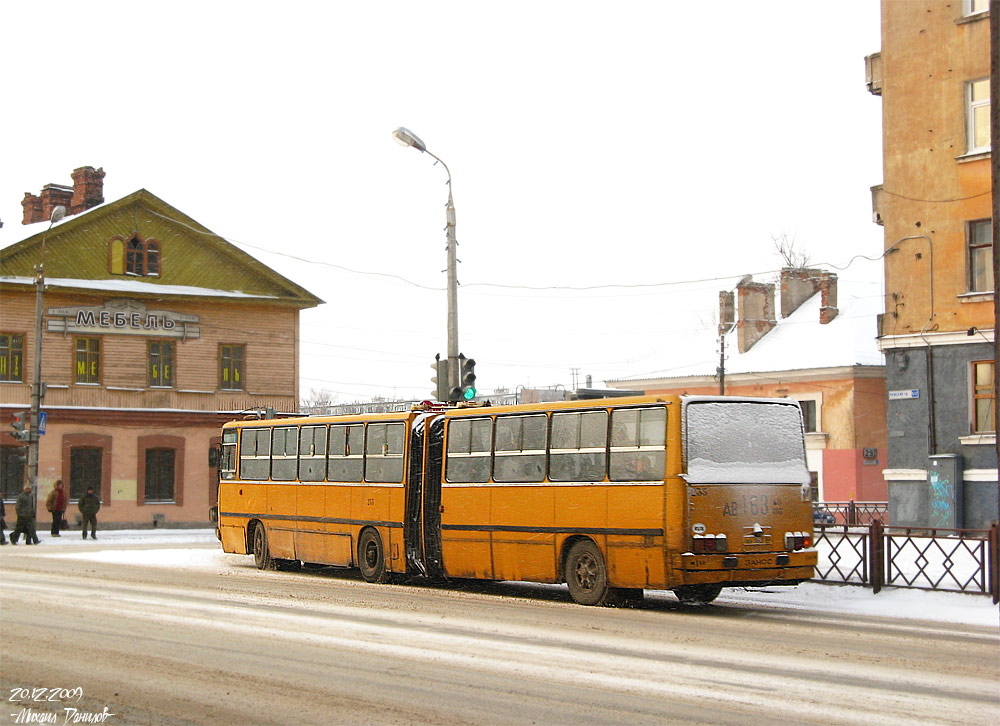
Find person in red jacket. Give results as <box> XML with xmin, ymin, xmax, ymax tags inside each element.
<box><xmin>46</xmin><ymin>479</ymin><xmax>68</xmax><ymax>537</ymax></box>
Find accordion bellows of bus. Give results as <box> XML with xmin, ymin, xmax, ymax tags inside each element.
<box><xmin>216</xmin><ymin>394</ymin><xmax>817</xmax><ymax>606</ymax></box>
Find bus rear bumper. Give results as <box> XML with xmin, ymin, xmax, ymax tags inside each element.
<box><xmin>679</xmin><ymin>549</ymin><xmax>817</xmax><ymax>585</ymax></box>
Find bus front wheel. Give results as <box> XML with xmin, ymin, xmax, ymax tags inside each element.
<box><xmin>252</xmin><ymin>523</ymin><xmax>273</xmax><ymax>570</ymax></box>
<box><xmin>358</xmin><ymin>528</ymin><xmax>388</xmax><ymax>583</ymax></box>
<box><xmin>565</xmin><ymin>539</ymin><xmax>610</xmax><ymax>606</ymax></box>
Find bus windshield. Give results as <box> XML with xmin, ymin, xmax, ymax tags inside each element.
<box><xmin>684</xmin><ymin>400</ymin><xmax>810</xmax><ymax>485</ymax></box>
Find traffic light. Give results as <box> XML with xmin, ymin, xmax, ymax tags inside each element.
<box><xmin>460</xmin><ymin>356</ymin><xmax>477</xmax><ymax>401</ymax></box>
<box><xmin>10</xmin><ymin>411</ymin><xmax>28</xmax><ymax>441</ymax></box>
<box><xmin>431</xmin><ymin>355</ymin><xmax>450</xmax><ymax>401</ymax></box>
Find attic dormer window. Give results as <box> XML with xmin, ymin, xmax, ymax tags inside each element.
<box><xmin>109</xmin><ymin>235</ymin><xmax>161</xmax><ymax>277</ymax></box>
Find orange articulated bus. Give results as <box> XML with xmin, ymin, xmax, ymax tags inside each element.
<box><xmin>217</xmin><ymin>395</ymin><xmax>817</xmax><ymax>606</ymax></box>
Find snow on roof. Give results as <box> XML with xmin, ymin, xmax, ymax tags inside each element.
<box><xmin>610</xmin><ymin>276</ymin><xmax>884</xmax><ymax>384</ymax></box>
<box><xmin>0</xmin><ymin>275</ymin><xmax>277</xmax><ymax>299</ymax></box>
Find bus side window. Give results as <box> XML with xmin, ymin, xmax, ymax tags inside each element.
<box><xmin>446</xmin><ymin>418</ymin><xmax>492</xmax><ymax>482</ymax></box>
<box><xmin>366</xmin><ymin>422</ymin><xmax>405</xmax><ymax>483</ymax></box>
<box><xmin>494</xmin><ymin>414</ymin><xmax>546</xmax><ymax>483</ymax></box>
<box><xmin>271</xmin><ymin>427</ymin><xmax>298</xmax><ymax>481</ymax></box>
<box><xmin>328</xmin><ymin>424</ymin><xmax>363</xmax><ymax>482</ymax></box>
<box><xmin>299</xmin><ymin>425</ymin><xmax>327</xmax><ymax>482</ymax></box>
<box><xmin>550</xmin><ymin>411</ymin><xmax>607</xmax><ymax>482</ymax></box>
<box><xmin>610</xmin><ymin>408</ymin><xmax>666</xmax><ymax>481</ymax></box>
<box><xmin>239</xmin><ymin>427</ymin><xmax>271</xmax><ymax>481</ymax></box>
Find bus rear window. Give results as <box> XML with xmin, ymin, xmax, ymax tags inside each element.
<box><xmin>685</xmin><ymin>401</ymin><xmax>809</xmax><ymax>484</ymax></box>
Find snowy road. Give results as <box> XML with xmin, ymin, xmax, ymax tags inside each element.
<box><xmin>1</xmin><ymin>534</ymin><xmax>997</xmax><ymax>725</ymax></box>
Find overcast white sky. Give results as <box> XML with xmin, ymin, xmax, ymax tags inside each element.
<box><xmin>0</xmin><ymin>1</ymin><xmax>886</xmax><ymax>404</ymax></box>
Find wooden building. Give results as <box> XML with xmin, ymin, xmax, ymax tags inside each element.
<box><xmin>0</xmin><ymin>168</ymin><xmax>321</xmax><ymax>526</ymax></box>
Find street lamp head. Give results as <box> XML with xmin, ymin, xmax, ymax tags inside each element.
<box><xmin>50</xmin><ymin>206</ymin><xmax>66</xmax><ymax>224</ymax></box>
<box><xmin>392</xmin><ymin>127</ymin><xmax>426</xmax><ymax>153</ymax></box>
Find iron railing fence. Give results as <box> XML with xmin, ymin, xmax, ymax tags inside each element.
<box><xmin>818</xmin><ymin>500</ymin><xmax>889</xmax><ymax>525</ymax></box>
<box><xmin>812</xmin><ymin>520</ymin><xmax>999</xmax><ymax>603</ymax></box>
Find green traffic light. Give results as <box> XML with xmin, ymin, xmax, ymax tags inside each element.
<box><xmin>462</xmin><ymin>386</ymin><xmax>476</xmax><ymax>401</ymax></box>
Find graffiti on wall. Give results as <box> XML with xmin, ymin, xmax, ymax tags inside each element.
<box><xmin>928</xmin><ymin>469</ymin><xmax>954</xmax><ymax>527</ymax></box>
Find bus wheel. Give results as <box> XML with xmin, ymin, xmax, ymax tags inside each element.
<box><xmin>565</xmin><ymin>539</ymin><xmax>610</xmax><ymax>606</ymax></box>
<box><xmin>252</xmin><ymin>523</ymin><xmax>274</xmax><ymax>570</ymax></box>
<box><xmin>358</xmin><ymin>528</ymin><xmax>388</xmax><ymax>583</ymax></box>
<box><xmin>673</xmin><ymin>584</ymin><xmax>723</xmax><ymax>606</ymax></box>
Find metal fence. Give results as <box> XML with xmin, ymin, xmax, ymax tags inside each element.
<box><xmin>813</xmin><ymin>520</ymin><xmax>999</xmax><ymax>603</ymax></box>
<box><xmin>818</xmin><ymin>500</ymin><xmax>889</xmax><ymax>525</ymax></box>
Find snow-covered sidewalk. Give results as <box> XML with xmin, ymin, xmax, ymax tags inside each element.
<box><xmin>17</xmin><ymin>528</ymin><xmax>999</xmax><ymax>628</ymax></box>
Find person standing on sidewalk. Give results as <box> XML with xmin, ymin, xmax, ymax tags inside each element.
<box><xmin>46</xmin><ymin>479</ymin><xmax>67</xmax><ymax>537</ymax></box>
<box><xmin>78</xmin><ymin>485</ymin><xmax>101</xmax><ymax>540</ymax></box>
<box><xmin>1</xmin><ymin>497</ymin><xmax>7</xmax><ymax>545</ymax></box>
<box><xmin>11</xmin><ymin>485</ymin><xmax>39</xmax><ymax>545</ymax></box>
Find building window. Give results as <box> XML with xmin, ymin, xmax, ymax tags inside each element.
<box><xmin>967</xmin><ymin>79</ymin><xmax>990</xmax><ymax>154</ymax></box>
<box><xmin>75</xmin><ymin>337</ymin><xmax>101</xmax><ymax>384</ymax></box>
<box><xmin>0</xmin><ymin>333</ymin><xmax>24</xmax><ymax>382</ymax></box>
<box><xmin>220</xmin><ymin>344</ymin><xmax>245</xmax><ymax>390</ymax></box>
<box><xmin>972</xmin><ymin>360</ymin><xmax>995</xmax><ymax>434</ymax></box>
<box><xmin>798</xmin><ymin>400</ymin><xmax>818</xmax><ymax>433</ymax></box>
<box><xmin>126</xmin><ymin>237</ymin><xmax>144</xmax><ymax>275</ymax></box>
<box><xmin>964</xmin><ymin>0</ymin><xmax>989</xmax><ymax>15</ymax></box>
<box><xmin>1</xmin><ymin>446</ymin><xmax>27</xmax><ymax>500</ymax></box>
<box><xmin>69</xmin><ymin>447</ymin><xmax>102</xmax><ymax>500</ymax></box>
<box><xmin>968</xmin><ymin>220</ymin><xmax>993</xmax><ymax>293</ymax></box>
<box><xmin>145</xmin><ymin>448</ymin><xmax>176</xmax><ymax>502</ymax></box>
<box><xmin>148</xmin><ymin>341</ymin><xmax>174</xmax><ymax>387</ymax></box>
<box><xmin>146</xmin><ymin>241</ymin><xmax>160</xmax><ymax>276</ymax></box>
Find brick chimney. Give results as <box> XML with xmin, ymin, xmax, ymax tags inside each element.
<box><xmin>21</xmin><ymin>166</ymin><xmax>105</xmax><ymax>224</ymax></box>
<box><xmin>819</xmin><ymin>272</ymin><xmax>839</xmax><ymax>324</ymax></box>
<box><xmin>780</xmin><ymin>267</ymin><xmax>824</xmax><ymax>318</ymax></box>
<box><xmin>70</xmin><ymin>166</ymin><xmax>105</xmax><ymax>213</ymax></box>
<box><xmin>21</xmin><ymin>192</ymin><xmax>43</xmax><ymax>225</ymax></box>
<box><xmin>736</xmin><ymin>278</ymin><xmax>776</xmax><ymax>353</ymax></box>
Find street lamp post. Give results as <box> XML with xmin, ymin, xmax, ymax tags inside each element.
<box><xmin>28</xmin><ymin>205</ymin><xmax>66</xmax><ymax>509</ymax></box>
<box><xmin>393</xmin><ymin>127</ymin><xmax>461</xmax><ymax>398</ymax></box>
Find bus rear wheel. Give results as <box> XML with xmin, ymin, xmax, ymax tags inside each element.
<box><xmin>565</xmin><ymin>539</ymin><xmax>610</xmax><ymax>606</ymax></box>
<box><xmin>252</xmin><ymin>523</ymin><xmax>273</xmax><ymax>570</ymax></box>
<box><xmin>358</xmin><ymin>528</ymin><xmax>388</xmax><ymax>583</ymax></box>
<box><xmin>673</xmin><ymin>584</ymin><xmax>723</xmax><ymax>606</ymax></box>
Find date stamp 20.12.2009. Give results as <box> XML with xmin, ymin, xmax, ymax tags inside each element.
<box><xmin>7</xmin><ymin>688</ymin><xmax>115</xmax><ymax>725</ymax></box>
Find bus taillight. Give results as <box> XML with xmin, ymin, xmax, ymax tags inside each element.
<box><xmin>693</xmin><ymin>533</ymin><xmax>728</xmax><ymax>553</ymax></box>
<box><xmin>784</xmin><ymin>532</ymin><xmax>811</xmax><ymax>550</ymax></box>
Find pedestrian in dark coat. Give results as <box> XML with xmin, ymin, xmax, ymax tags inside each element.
<box><xmin>46</xmin><ymin>479</ymin><xmax>68</xmax><ymax>537</ymax></box>
<box><xmin>11</xmin><ymin>485</ymin><xmax>39</xmax><ymax>545</ymax></box>
<box><xmin>78</xmin><ymin>486</ymin><xmax>101</xmax><ymax>540</ymax></box>
<box><xmin>1</xmin><ymin>497</ymin><xmax>7</xmax><ymax>545</ymax></box>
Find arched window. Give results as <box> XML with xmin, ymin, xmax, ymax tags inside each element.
<box><xmin>146</xmin><ymin>241</ymin><xmax>160</xmax><ymax>276</ymax></box>
<box><xmin>126</xmin><ymin>237</ymin><xmax>144</xmax><ymax>275</ymax></box>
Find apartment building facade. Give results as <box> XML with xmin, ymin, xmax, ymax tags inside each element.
<box><xmin>867</xmin><ymin>0</ymin><xmax>996</xmax><ymax>528</ymax></box>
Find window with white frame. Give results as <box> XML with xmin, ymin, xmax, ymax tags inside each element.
<box><xmin>963</xmin><ymin>0</ymin><xmax>988</xmax><ymax>16</ymax></box>
<box><xmin>967</xmin><ymin>79</ymin><xmax>990</xmax><ymax>154</ymax></box>
<box><xmin>968</xmin><ymin>220</ymin><xmax>993</xmax><ymax>293</ymax></box>
<box><xmin>971</xmin><ymin>360</ymin><xmax>995</xmax><ymax>434</ymax></box>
